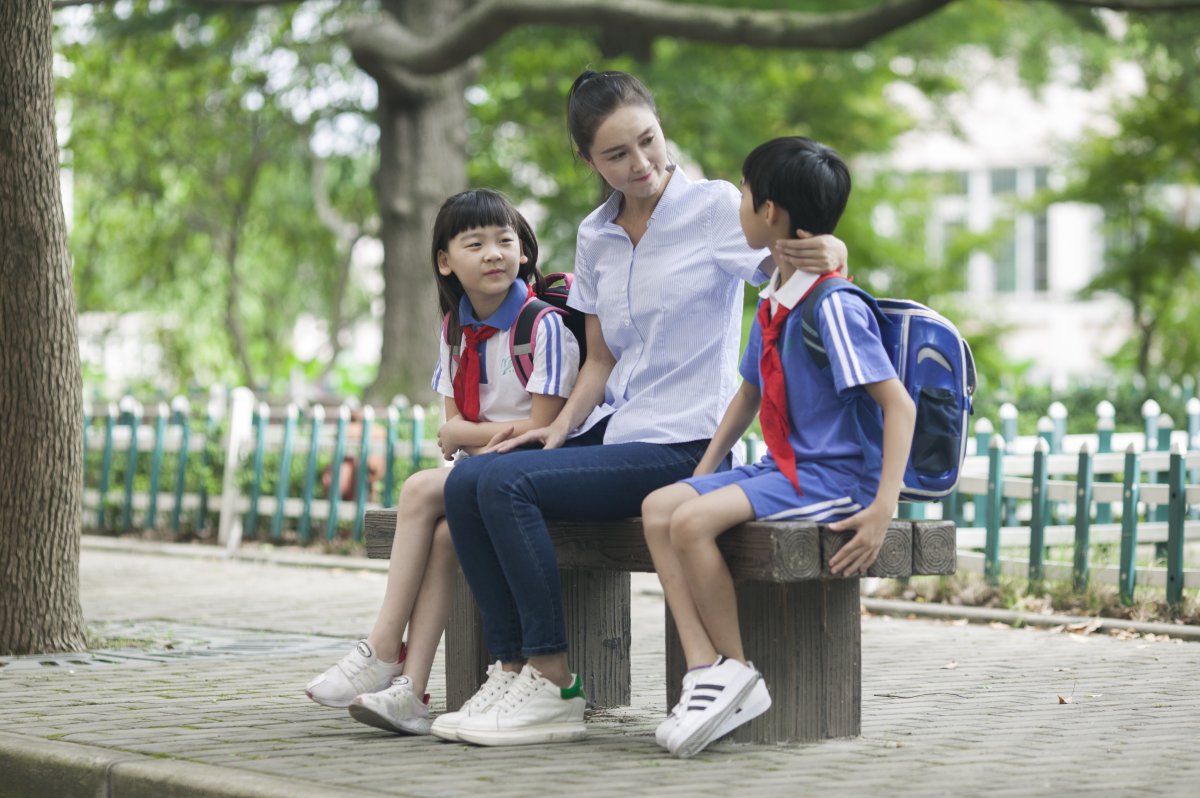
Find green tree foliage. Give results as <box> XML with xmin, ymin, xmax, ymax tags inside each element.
<box><xmin>1058</xmin><ymin>15</ymin><xmax>1200</xmax><ymax>381</ymax></box>
<box><xmin>60</xmin><ymin>2</ymin><xmax>377</xmax><ymax>394</ymax></box>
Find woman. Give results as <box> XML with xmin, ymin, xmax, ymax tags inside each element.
<box><xmin>432</xmin><ymin>70</ymin><xmax>847</xmax><ymax>748</ymax></box>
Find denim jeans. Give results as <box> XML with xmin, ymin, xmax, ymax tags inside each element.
<box><xmin>443</xmin><ymin>421</ymin><xmax>709</xmax><ymax>662</ymax></box>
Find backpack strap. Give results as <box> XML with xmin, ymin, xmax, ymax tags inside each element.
<box><xmin>798</xmin><ymin>276</ymin><xmax>885</xmax><ymax>369</ymax></box>
<box><xmin>509</xmin><ymin>296</ymin><xmax>565</xmax><ymax>388</ymax></box>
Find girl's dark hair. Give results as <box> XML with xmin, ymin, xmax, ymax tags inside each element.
<box><xmin>566</xmin><ymin>69</ymin><xmax>658</xmax><ymax>161</ymax></box>
<box><xmin>742</xmin><ymin>137</ymin><xmax>851</xmax><ymax>236</ymax></box>
<box><xmin>431</xmin><ymin>189</ymin><xmax>545</xmax><ymax>344</ymax></box>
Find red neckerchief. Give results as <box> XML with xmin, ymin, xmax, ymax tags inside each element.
<box><xmin>452</xmin><ymin>324</ymin><xmax>498</xmax><ymax>422</ymax></box>
<box><xmin>757</xmin><ymin>272</ymin><xmax>840</xmax><ymax>494</ymax></box>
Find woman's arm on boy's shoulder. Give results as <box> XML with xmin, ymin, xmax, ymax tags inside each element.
<box><xmin>769</xmin><ymin>230</ymin><xmax>848</xmax><ymax>276</ymax></box>
<box><xmin>491</xmin><ymin>314</ymin><xmax>614</xmax><ymax>453</ymax></box>
<box><xmin>826</xmin><ymin>377</ymin><xmax>915</xmax><ymax>575</ymax></box>
<box><xmin>693</xmin><ymin>380</ymin><xmax>761</xmax><ymax>477</ymax></box>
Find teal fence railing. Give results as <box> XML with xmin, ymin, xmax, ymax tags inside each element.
<box><xmin>81</xmin><ymin>390</ymin><xmax>1200</xmax><ymax>608</ymax></box>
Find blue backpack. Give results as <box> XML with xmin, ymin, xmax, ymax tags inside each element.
<box><xmin>799</xmin><ymin>277</ymin><xmax>976</xmax><ymax>502</ymax></box>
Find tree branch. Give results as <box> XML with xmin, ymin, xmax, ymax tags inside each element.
<box><xmin>1052</xmin><ymin>0</ymin><xmax>1200</xmax><ymax>9</ymax></box>
<box><xmin>348</xmin><ymin>0</ymin><xmax>961</xmax><ymax>75</ymax></box>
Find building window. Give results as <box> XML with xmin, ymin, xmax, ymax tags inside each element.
<box><xmin>994</xmin><ymin>219</ymin><xmax>1017</xmax><ymax>293</ymax></box>
<box><xmin>991</xmin><ymin>168</ymin><xmax>1018</xmax><ymax>196</ymax></box>
<box><xmin>1033</xmin><ymin>212</ymin><xmax>1049</xmax><ymax>292</ymax></box>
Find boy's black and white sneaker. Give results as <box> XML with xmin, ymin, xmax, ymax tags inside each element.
<box><xmin>666</xmin><ymin>657</ymin><xmax>761</xmax><ymax>759</ymax></box>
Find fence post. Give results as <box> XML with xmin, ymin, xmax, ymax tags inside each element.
<box><xmin>1028</xmin><ymin>438</ymin><xmax>1049</xmax><ymax>587</ymax></box>
<box><xmin>384</xmin><ymin>403</ymin><xmax>401</xmax><ymax>508</ymax></box>
<box><xmin>1118</xmin><ymin>445</ymin><xmax>1141</xmax><ymax>606</ymax></box>
<box><xmin>1189</xmin><ymin>397</ymin><xmax>1200</xmax><ymax>521</ymax></box>
<box><xmin>244</xmin><ymin>401</ymin><xmax>270</xmax><ymax>541</ymax></box>
<box><xmin>1048</xmin><ymin>401</ymin><xmax>1067</xmax><ymax>454</ymax></box>
<box><xmin>170</xmin><ymin>396</ymin><xmax>191</xmax><ymax>533</ymax></box>
<box><xmin>97</xmin><ymin>403</ymin><xmax>117</xmax><ymax>530</ymax></box>
<box><xmin>146</xmin><ymin>401</ymin><xmax>169</xmax><ymax>529</ymax></box>
<box><xmin>1038</xmin><ymin>415</ymin><xmax>1057</xmax><ymax>523</ymax></box>
<box><xmin>299</xmin><ymin>404</ymin><xmax>324</xmax><ymax>543</ymax></box>
<box><xmin>1000</xmin><ymin>403</ymin><xmax>1018</xmax><ymax>525</ymax></box>
<box><xmin>217</xmin><ymin>387</ymin><xmax>256</xmax><ymax>552</ymax></box>
<box><xmin>198</xmin><ymin>391</ymin><xmax>224</xmax><ymax>533</ymax></box>
<box><xmin>1166</xmin><ymin>444</ymin><xmax>1185</xmax><ymax>609</ymax></box>
<box><xmin>1072</xmin><ymin>442</ymin><xmax>1093</xmax><ymax>594</ymax></box>
<box><xmin>985</xmin><ymin>434</ymin><xmax>1004</xmax><ymax>585</ymax></box>
<box><xmin>1154</xmin><ymin>414</ymin><xmax>1173</xmax><ymax>527</ymax></box>
<box><xmin>271</xmin><ymin>403</ymin><xmax>299</xmax><ymax>541</ymax></box>
<box><xmin>353</xmin><ymin>406</ymin><xmax>375</xmax><ymax>542</ymax></box>
<box><xmin>119</xmin><ymin>396</ymin><xmax>142</xmax><ymax>533</ymax></box>
<box><xmin>410</xmin><ymin>404</ymin><xmax>425</xmax><ymax>471</ymax></box>
<box><xmin>326</xmin><ymin>403</ymin><xmax>351</xmax><ymax>542</ymax></box>
<box><xmin>973</xmin><ymin>417</ymin><xmax>993</xmax><ymax>526</ymax></box>
<box><xmin>1095</xmin><ymin>400</ymin><xmax>1114</xmax><ymax>525</ymax></box>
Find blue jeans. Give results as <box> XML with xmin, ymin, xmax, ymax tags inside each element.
<box><xmin>443</xmin><ymin>421</ymin><xmax>709</xmax><ymax>662</ymax></box>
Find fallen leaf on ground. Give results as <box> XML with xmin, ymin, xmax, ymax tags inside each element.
<box><xmin>941</xmin><ymin>661</ymin><xmax>958</xmax><ymax>670</ymax></box>
<box><xmin>1058</xmin><ymin>695</ymin><xmax>1072</xmax><ymax>704</ymax></box>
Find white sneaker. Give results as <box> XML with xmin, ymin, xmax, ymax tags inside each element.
<box><xmin>305</xmin><ymin>640</ymin><xmax>405</xmax><ymax>708</ymax></box>
<box><xmin>429</xmin><ymin>661</ymin><xmax>518</xmax><ymax>742</ymax></box>
<box><xmin>455</xmin><ymin>664</ymin><xmax>587</xmax><ymax>747</ymax></box>
<box><xmin>348</xmin><ymin>676</ymin><xmax>432</xmax><ymax>735</ymax></box>
<box><xmin>666</xmin><ymin>657</ymin><xmax>760</xmax><ymax>759</ymax></box>
<box><xmin>656</xmin><ymin>667</ymin><xmax>772</xmax><ymax>749</ymax></box>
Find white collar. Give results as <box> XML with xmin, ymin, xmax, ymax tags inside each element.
<box><xmin>760</xmin><ymin>268</ymin><xmax>820</xmax><ymax>314</ymax></box>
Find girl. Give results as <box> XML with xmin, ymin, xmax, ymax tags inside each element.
<box><xmin>432</xmin><ymin>70</ymin><xmax>846</xmax><ymax>748</ymax></box>
<box><xmin>304</xmin><ymin>189</ymin><xmax>580</xmax><ymax>735</ymax></box>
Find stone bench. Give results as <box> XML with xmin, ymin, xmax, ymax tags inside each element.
<box><xmin>364</xmin><ymin>511</ymin><xmax>956</xmax><ymax>744</ymax></box>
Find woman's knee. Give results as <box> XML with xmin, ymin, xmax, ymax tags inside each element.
<box><xmin>443</xmin><ymin>453</ymin><xmax>493</xmax><ymax>506</ymax></box>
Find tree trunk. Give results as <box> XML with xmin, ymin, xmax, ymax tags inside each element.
<box><xmin>366</xmin><ymin>0</ymin><xmax>472</xmax><ymax>402</ymax></box>
<box><xmin>0</xmin><ymin>0</ymin><xmax>87</xmax><ymax>654</ymax></box>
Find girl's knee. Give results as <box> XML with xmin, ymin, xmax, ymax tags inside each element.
<box><xmin>397</xmin><ymin>467</ymin><xmax>446</xmax><ymax>508</ymax></box>
<box><xmin>668</xmin><ymin>502</ymin><xmax>712</xmax><ymax>551</ymax></box>
<box><xmin>429</xmin><ymin>519</ymin><xmax>458</xmax><ymax>561</ymax></box>
<box><xmin>641</xmin><ymin>489</ymin><xmax>675</xmax><ymax>543</ymax></box>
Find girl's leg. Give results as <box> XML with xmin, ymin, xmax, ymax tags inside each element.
<box><xmin>669</xmin><ymin>485</ymin><xmax>757</xmax><ymax>662</ymax></box>
<box><xmin>367</xmin><ymin>467</ymin><xmax>450</xmax><ymax>662</ymax></box>
<box><xmin>399</xmin><ymin>518</ymin><xmax>457</xmax><ymax>697</ymax></box>
<box><xmin>444</xmin><ymin>453</ymin><xmax>525</xmax><ymax>664</ymax></box>
<box><xmin>469</xmin><ymin>438</ymin><xmax>708</xmax><ymax>685</ymax></box>
<box><xmin>642</xmin><ymin>483</ymin><xmax>720</xmax><ymax>668</ymax></box>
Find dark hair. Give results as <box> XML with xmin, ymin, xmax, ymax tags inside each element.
<box><xmin>566</xmin><ymin>69</ymin><xmax>658</xmax><ymax>161</ymax></box>
<box><xmin>741</xmin><ymin>137</ymin><xmax>851</xmax><ymax>236</ymax></box>
<box><xmin>431</xmin><ymin>189</ymin><xmax>544</xmax><ymax>343</ymax></box>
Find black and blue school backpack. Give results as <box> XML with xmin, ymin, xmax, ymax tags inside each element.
<box><xmin>799</xmin><ymin>277</ymin><xmax>976</xmax><ymax>502</ymax></box>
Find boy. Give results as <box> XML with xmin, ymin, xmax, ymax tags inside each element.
<box><xmin>641</xmin><ymin>136</ymin><xmax>916</xmax><ymax>758</ymax></box>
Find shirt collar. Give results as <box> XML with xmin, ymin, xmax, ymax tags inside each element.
<box><xmin>458</xmin><ymin>280</ymin><xmax>528</xmax><ymax>330</ymax></box>
<box><xmin>598</xmin><ymin>163</ymin><xmax>685</xmax><ymax>225</ymax></box>
<box><xmin>760</xmin><ymin>268</ymin><xmax>820</xmax><ymax>314</ymax></box>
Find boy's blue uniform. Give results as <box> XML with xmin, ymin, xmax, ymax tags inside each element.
<box><xmin>684</xmin><ymin>271</ymin><xmax>896</xmax><ymax>522</ymax></box>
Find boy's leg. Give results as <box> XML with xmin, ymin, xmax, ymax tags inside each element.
<box><xmin>368</xmin><ymin>467</ymin><xmax>450</xmax><ymax>662</ymax></box>
<box><xmin>668</xmin><ymin>485</ymin><xmax>756</xmax><ymax>663</ymax></box>
<box><xmin>400</xmin><ymin>518</ymin><xmax>457</xmax><ymax>697</ymax></box>
<box><xmin>643</xmin><ymin>483</ymin><xmax>718</xmax><ymax>668</ymax></box>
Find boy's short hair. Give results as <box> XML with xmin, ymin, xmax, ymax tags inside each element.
<box><xmin>742</xmin><ymin>137</ymin><xmax>851</xmax><ymax>236</ymax></box>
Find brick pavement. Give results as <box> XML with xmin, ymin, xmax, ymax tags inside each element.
<box><xmin>0</xmin><ymin>541</ymin><xmax>1198</xmax><ymax>797</ymax></box>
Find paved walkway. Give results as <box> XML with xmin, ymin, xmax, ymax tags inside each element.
<box><xmin>1</xmin><ymin>539</ymin><xmax>1198</xmax><ymax>797</ymax></box>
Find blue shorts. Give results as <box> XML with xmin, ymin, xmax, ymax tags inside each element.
<box><xmin>682</xmin><ymin>461</ymin><xmax>867</xmax><ymax>522</ymax></box>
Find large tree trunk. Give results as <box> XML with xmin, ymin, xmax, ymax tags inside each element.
<box><xmin>0</xmin><ymin>0</ymin><xmax>87</xmax><ymax>654</ymax></box>
<box><xmin>366</xmin><ymin>0</ymin><xmax>473</xmax><ymax>402</ymax></box>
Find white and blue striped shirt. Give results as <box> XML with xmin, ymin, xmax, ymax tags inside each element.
<box><xmin>568</xmin><ymin>166</ymin><xmax>768</xmax><ymax>445</ymax></box>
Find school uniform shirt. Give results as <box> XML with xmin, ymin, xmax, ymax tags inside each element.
<box><xmin>568</xmin><ymin>165</ymin><xmax>769</xmax><ymax>445</ymax></box>
<box><xmin>726</xmin><ymin>268</ymin><xmax>898</xmax><ymax>519</ymax></box>
<box><xmin>431</xmin><ymin>281</ymin><xmax>580</xmax><ymax>422</ymax></box>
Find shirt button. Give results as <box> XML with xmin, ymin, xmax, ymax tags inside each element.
<box><xmin>623</xmin><ymin>319</ymin><xmax>631</xmax><ymax>327</ymax></box>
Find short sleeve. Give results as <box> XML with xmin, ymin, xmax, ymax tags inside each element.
<box><xmin>817</xmin><ymin>291</ymin><xmax>897</xmax><ymax>396</ymax></box>
<box><xmin>432</xmin><ymin>322</ymin><xmax>456</xmax><ymax>399</ymax></box>
<box><xmin>738</xmin><ymin>309</ymin><xmax>764</xmax><ymax>389</ymax></box>
<box><xmin>567</xmin><ymin>225</ymin><xmax>599</xmax><ymax>315</ymax></box>
<box><xmin>523</xmin><ymin>312</ymin><xmax>581</xmax><ymax>398</ymax></box>
<box><xmin>708</xmin><ymin>182</ymin><xmax>770</xmax><ymax>284</ymax></box>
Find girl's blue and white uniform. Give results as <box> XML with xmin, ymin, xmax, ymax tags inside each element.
<box><xmin>432</xmin><ymin>281</ymin><xmax>580</xmax><ymax>421</ymax></box>
<box><xmin>684</xmin><ymin>269</ymin><xmax>896</xmax><ymax>522</ymax></box>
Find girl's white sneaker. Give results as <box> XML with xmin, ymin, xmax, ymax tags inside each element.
<box><xmin>304</xmin><ymin>640</ymin><xmax>405</xmax><ymax>708</ymax></box>
<box><xmin>348</xmin><ymin>676</ymin><xmax>432</xmax><ymax>735</ymax></box>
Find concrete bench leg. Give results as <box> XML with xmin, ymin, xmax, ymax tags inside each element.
<box><xmin>666</xmin><ymin>579</ymin><xmax>862</xmax><ymax>744</ymax></box>
<box><xmin>444</xmin><ymin>568</ymin><xmax>632</xmax><ymax>710</ymax></box>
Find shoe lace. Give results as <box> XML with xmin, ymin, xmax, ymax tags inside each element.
<box><xmin>467</xmin><ymin>666</ymin><xmax>514</xmax><ymax>711</ymax></box>
<box><xmin>337</xmin><ymin>648</ymin><xmax>371</xmax><ymax>679</ymax></box>
<box><xmin>495</xmin><ymin>671</ymin><xmax>539</xmax><ymax>714</ymax></box>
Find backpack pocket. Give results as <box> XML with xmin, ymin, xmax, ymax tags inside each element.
<box><xmin>912</xmin><ymin>386</ymin><xmax>959</xmax><ymax>474</ymax></box>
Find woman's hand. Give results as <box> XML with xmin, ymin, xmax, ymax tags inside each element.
<box><xmin>774</xmin><ymin>230</ymin><xmax>848</xmax><ymax>275</ymax></box>
<box><xmin>488</xmin><ymin>422</ymin><xmax>568</xmax><ymax>454</ymax></box>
